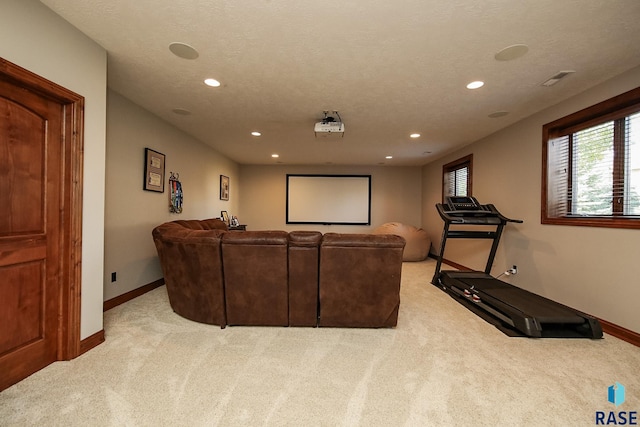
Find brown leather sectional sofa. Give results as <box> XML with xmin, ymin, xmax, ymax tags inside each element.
<box><xmin>152</xmin><ymin>219</ymin><xmax>406</xmax><ymax>328</ymax></box>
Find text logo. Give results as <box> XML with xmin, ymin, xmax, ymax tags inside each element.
<box><xmin>596</xmin><ymin>382</ymin><xmax>637</xmax><ymax>425</ymax></box>
<box><xmin>609</xmin><ymin>382</ymin><xmax>626</xmax><ymax>407</ymax></box>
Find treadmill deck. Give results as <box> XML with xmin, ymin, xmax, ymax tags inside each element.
<box><xmin>438</xmin><ymin>270</ymin><xmax>602</xmax><ymax>338</ymax></box>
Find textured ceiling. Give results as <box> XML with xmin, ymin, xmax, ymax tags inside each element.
<box><xmin>40</xmin><ymin>0</ymin><xmax>640</xmax><ymax>166</ymax></box>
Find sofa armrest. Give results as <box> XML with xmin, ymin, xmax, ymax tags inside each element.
<box><xmin>152</xmin><ymin>223</ymin><xmax>227</xmax><ymax>326</ymax></box>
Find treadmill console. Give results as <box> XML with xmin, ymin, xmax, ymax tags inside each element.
<box><xmin>446</xmin><ymin>196</ymin><xmax>482</xmax><ymax>211</ymax></box>
<box><xmin>436</xmin><ymin>196</ymin><xmax>522</xmax><ymax>225</ymax></box>
<box><xmin>436</xmin><ymin>196</ymin><xmax>504</xmax><ymax>224</ymax></box>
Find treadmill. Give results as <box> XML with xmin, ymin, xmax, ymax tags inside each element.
<box><xmin>431</xmin><ymin>196</ymin><xmax>602</xmax><ymax>339</ymax></box>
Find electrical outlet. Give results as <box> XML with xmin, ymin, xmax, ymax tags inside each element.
<box><xmin>509</xmin><ymin>265</ymin><xmax>518</xmax><ymax>275</ymax></box>
<box><xmin>111</xmin><ymin>272</ymin><xmax>117</xmax><ymax>282</ymax></box>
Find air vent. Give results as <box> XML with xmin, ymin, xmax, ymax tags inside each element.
<box><xmin>542</xmin><ymin>70</ymin><xmax>575</xmax><ymax>87</ymax></box>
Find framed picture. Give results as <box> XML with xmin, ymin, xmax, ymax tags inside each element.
<box><xmin>220</xmin><ymin>175</ymin><xmax>229</xmax><ymax>200</ymax></box>
<box><xmin>221</xmin><ymin>210</ymin><xmax>229</xmax><ymax>225</ymax></box>
<box><xmin>144</xmin><ymin>148</ymin><xmax>165</xmax><ymax>192</ymax></box>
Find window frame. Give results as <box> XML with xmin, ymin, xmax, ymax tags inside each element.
<box><xmin>541</xmin><ymin>86</ymin><xmax>640</xmax><ymax>229</ymax></box>
<box><xmin>442</xmin><ymin>154</ymin><xmax>473</xmax><ymax>203</ymax></box>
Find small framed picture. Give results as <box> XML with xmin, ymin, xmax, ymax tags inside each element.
<box><xmin>144</xmin><ymin>148</ymin><xmax>165</xmax><ymax>192</ymax></box>
<box><xmin>220</xmin><ymin>175</ymin><xmax>229</xmax><ymax>200</ymax></box>
<box><xmin>221</xmin><ymin>210</ymin><xmax>230</xmax><ymax>225</ymax></box>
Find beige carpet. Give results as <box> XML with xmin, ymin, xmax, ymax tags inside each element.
<box><xmin>1</xmin><ymin>260</ymin><xmax>639</xmax><ymax>426</ymax></box>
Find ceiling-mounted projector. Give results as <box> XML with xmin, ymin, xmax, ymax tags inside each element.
<box><xmin>314</xmin><ymin>111</ymin><xmax>344</xmax><ymax>137</ymax></box>
<box><xmin>314</xmin><ymin>121</ymin><xmax>345</xmax><ymax>134</ymax></box>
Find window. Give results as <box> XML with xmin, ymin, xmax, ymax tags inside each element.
<box><xmin>443</xmin><ymin>154</ymin><xmax>472</xmax><ymax>202</ymax></box>
<box><xmin>542</xmin><ymin>86</ymin><xmax>640</xmax><ymax>229</ymax></box>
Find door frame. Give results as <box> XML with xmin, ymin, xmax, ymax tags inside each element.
<box><xmin>1</xmin><ymin>58</ymin><xmax>84</xmax><ymax>360</ymax></box>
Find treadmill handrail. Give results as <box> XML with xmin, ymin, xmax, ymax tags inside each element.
<box><xmin>431</xmin><ymin>200</ymin><xmax>523</xmax><ymax>283</ymax></box>
<box><xmin>485</xmin><ymin>204</ymin><xmax>523</xmax><ymax>224</ymax></box>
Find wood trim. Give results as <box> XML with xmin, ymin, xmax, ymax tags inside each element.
<box><xmin>541</xmin><ymin>215</ymin><xmax>640</xmax><ymax>229</ymax></box>
<box><xmin>541</xmin><ymin>86</ymin><xmax>640</xmax><ymax>229</ymax></box>
<box><xmin>104</xmin><ymin>279</ymin><xmax>165</xmax><ymax>312</ymax></box>
<box><xmin>81</xmin><ymin>279</ymin><xmax>167</xmax><ymax>354</ymax></box>
<box><xmin>545</xmin><ymin>87</ymin><xmax>640</xmax><ymax>134</ymax></box>
<box><xmin>59</xmin><ymin>90</ymin><xmax>84</xmax><ymax>360</ymax></box>
<box><xmin>599</xmin><ymin>319</ymin><xmax>640</xmax><ymax>348</ymax></box>
<box><xmin>79</xmin><ymin>330</ymin><xmax>105</xmax><ymax>355</ymax></box>
<box><xmin>428</xmin><ymin>253</ymin><xmax>639</xmax><ymax>347</ymax></box>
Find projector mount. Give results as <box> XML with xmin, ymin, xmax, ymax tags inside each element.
<box><xmin>321</xmin><ymin>110</ymin><xmax>342</xmax><ymax>124</ymax></box>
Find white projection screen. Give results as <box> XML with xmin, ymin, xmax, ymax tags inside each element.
<box><xmin>286</xmin><ymin>174</ymin><xmax>371</xmax><ymax>225</ymax></box>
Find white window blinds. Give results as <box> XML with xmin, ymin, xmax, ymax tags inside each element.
<box><xmin>546</xmin><ymin>111</ymin><xmax>640</xmax><ymax>217</ymax></box>
<box><xmin>444</xmin><ymin>166</ymin><xmax>469</xmax><ymax>198</ymax></box>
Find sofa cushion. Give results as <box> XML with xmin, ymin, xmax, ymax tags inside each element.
<box><xmin>221</xmin><ymin>231</ymin><xmax>289</xmax><ymax>326</ymax></box>
<box><xmin>318</xmin><ymin>233</ymin><xmax>405</xmax><ymax>328</ymax></box>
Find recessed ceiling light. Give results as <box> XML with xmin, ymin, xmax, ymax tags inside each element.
<box><xmin>488</xmin><ymin>111</ymin><xmax>509</xmax><ymax>118</ymax></box>
<box><xmin>466</xmin><ymin>81</ymin><xmax>484</xmax><ymax>89</ymax></box>
<box><xmin>494</xmin><ymin>44</ymin><xmax>529</xmax><ymax>61</ymax></box>
<box><xmin>251</xmin><ymin>131</ymin><xmax>261</xmax><ymax>137</ymax></box>
<box><xmin>172</xmin><ymin>108</ymin><xmax>191</xmax><ymax>116</ymax></box>
<box><xmin>271</xmin><ymin>154</ymin><xmax>279</xmax><ymax>158</ymax></box>
<box><xmin>410</xmin><ymin>133</ymin><xmax>421</xmax><ymax>138</ymax></box>
<box><xmin>204</xmin><ymin>78</ymin><xmax>221</xmax><ymax>87</ymax></box>
<box><xmin>169</xmin><ymin>42</ymin><xmax>199</xmax><ymax>60</ymax></box>
<box><xmin>385</xmin><ymin>155</ymin><xmax>393</xmax><ymax>159</ymax></box>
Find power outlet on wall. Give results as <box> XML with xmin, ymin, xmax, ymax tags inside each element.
<box><xmin>502</xmin><ymin>265</ymin><xmax>518</xmax><ymax>277</ymax></box>
<box><xmin>111</xmin><ymin>272</ymin><xmax>117</xmax><ymax>282</ymax></box>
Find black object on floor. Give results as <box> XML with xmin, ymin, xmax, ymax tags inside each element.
<box><xmin>431</xmin><ymin>196</ymin><xmax>603</xmax><ymax>339</ymax></box>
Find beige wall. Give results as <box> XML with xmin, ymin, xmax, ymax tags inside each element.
<box><xmin>104</xmin><ymin>91</ymin><xmax>239</xmax><ymax>300</ymax></box>
<box><xmin>1</xmin><ymin>0</ymin><xmax>107</xmax><ymax>339</ymax></box>
<box><xmin>422</xmin><ymin>66</ymin><xmax>640</xmax><ymax>334</ymax></box>
<box><xmin>239</xmin><ymin>165</ymin><xmax>422</xmax><ymax>233</ymax></box>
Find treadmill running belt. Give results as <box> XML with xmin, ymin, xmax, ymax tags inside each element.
<box><xmin>457</xmin><ymin>277</ymin><xmax>584</xmax><ymax>324</ymax></box>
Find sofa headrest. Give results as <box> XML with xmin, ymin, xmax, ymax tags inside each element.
<box><xmin>200</xmin><ymin>218</ymin><xmax>229</xmax><ymax>230</ymax></box>
<box><xmin>322</xmin><ymin>232</ymin><xmax>406</xmax><ymax>248</ymax></box>
<box><xmin>171</xmin><ymin>218</ymin><xmax>228</xmax><ymax>231</ymax></box>
<box><xmin>221</xmin><ymin>230</ymin><xmax>289</xmax><ymax>246</ymax></box>
<box><xmin>289</xmin><ymin>231</ymin><xmax>322</xmax><ymax>247</ymax></box>
<box><xmin>152</xmin><ymin>222</ymin><xmax>225</xmax><ymax>244</ymax></box>
<box><xmin>172</xmin><ymin>219</ymin><xmax>205</xmax><ymax>230</ymax></box>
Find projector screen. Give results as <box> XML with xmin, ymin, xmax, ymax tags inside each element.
<box><xmin>286</xmin><ymin>174</ymin><xmax>371</xmax><ymax>225</ymax></box>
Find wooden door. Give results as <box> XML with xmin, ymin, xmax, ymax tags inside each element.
<box><xmin>0</xmin><ymin>58</ymin><xmax>84</xmax><ymax>391</ymax></box>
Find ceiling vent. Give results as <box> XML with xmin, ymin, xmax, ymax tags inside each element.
<box><xmin>314</xmin><ymin>111</ymin><xmax>344</xmax><ymax>137</ymax></box>
<box><xmin>542</xmin><ymin>70</ymin><xmax>575</xmax><ymax>87</ymax></box>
